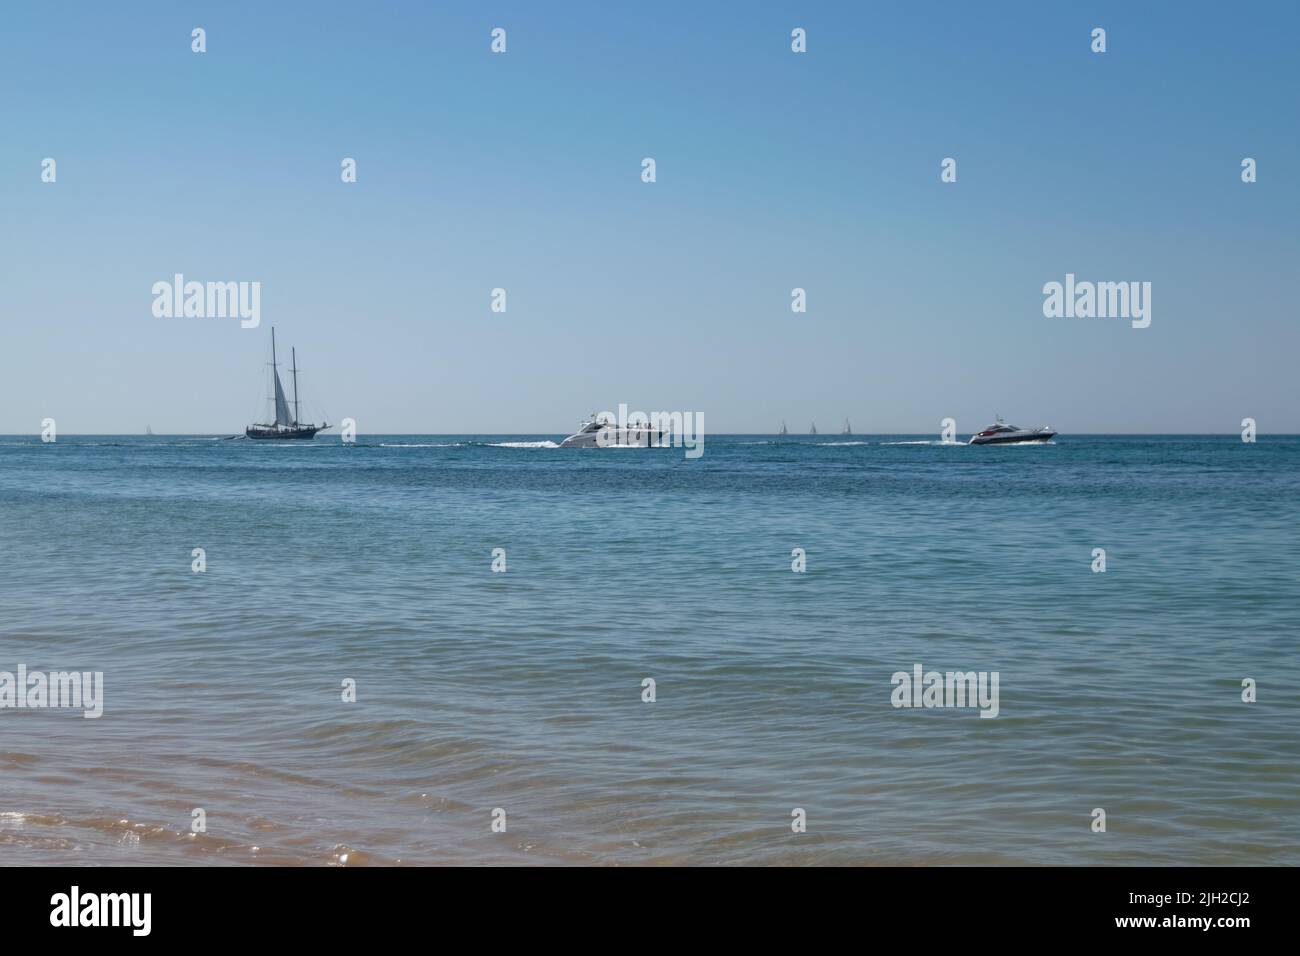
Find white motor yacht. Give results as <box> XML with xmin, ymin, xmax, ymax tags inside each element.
<box><xmin>969</xmin><ymin>416</ymin><xmax>1057</xmax><ymax>445</ymax></box>
<box><xmin>559</xmin><ymin>413</ymin><xmax>670</xmax><ymax>449</ymax></box>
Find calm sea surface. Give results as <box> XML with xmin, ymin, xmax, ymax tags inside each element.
<box><xmin>1</xmin><ymin>435</ymin><xmax>1297</xmax><ymax>865</ymax></box>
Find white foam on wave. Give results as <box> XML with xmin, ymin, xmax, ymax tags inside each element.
<box><xmin>880</xmin><ymin>440</ymin><xmax>965</xmax><ymax>446</ymax></box>
<box><xmin>813</xmin><ymin>441</ymin><xmax>872</xmax><ymax>446</ymax></box>
<box><xmin>487</xmin><ymin>440</ymin><xmax>560</xmax><ymax>449</ymax></box>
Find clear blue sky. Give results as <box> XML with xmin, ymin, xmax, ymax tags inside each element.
<box><xmin>2</xmin><ymin>1</ymin><xmax>1296</xmax><ymax>433</ymax></box>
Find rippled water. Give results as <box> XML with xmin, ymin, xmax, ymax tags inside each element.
<box><xmin>1</xmin><ymin>435</ymin><xmax>1297</xmax><ymax>865</ymax></box>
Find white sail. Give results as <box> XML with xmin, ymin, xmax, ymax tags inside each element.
<box><xmin>273</xmin><ymin>369</ymin><xmax>293</xmax><ymax>425</ymax></box>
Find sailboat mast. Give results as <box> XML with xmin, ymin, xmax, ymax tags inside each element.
<box><xmin>269</xmin><ymin>326</ymin><xmax>279</xmax><ymax>423</ymax></box>
<box><xmin>291</xmin><ymin>347</ymin><xmax>300</xmax><ymax>426</ymax></box>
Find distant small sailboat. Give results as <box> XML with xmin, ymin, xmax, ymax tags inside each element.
<box><xmin>778</xmin><ymin>421</ymin><xmax>788</xmax><ymax>436</ymax></box>
<box><xmin>145</xmin><ymin>425</ymin><xmax>153</xmax><ymax>436</ymax></box>
<box><xmin>809</xmin><ymin>423</ymin><xmax>818</xmax><ymax>435</ymax></box>
<box><xmin>246</xmin><ymin>327</ymin><xmax>330</xmax><ymax>440</ymax></box>
<box><xmin>842</xmin><ymin>418</ymin><xmax>852</xmax><ymax>435</ymax></box>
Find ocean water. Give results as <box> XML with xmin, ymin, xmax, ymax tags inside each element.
<box><xmin>1</xmin><ymin>434</ymin><xmax>1297</xmax><ymax>866</ymax></box>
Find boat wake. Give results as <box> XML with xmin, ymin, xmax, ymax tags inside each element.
<box><xmin>487</xmin><ymin>441</ymin><xmax>560</xmax><ymax>449</ymax></box>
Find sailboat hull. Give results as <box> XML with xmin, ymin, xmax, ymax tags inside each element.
<box><xmin>245</xmin><ymin>425</ymin><xmax>323</xmax><ymax>440</ymax></box>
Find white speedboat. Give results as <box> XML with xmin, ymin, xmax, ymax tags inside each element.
<box><xmin>969</xmin><ymin>416</ymin><xmax>1056</xmax><ymax>445</ymax></box>
<box><xmin>559</xmin><ymin>413</ymin><xmax>669</xmax><ymax>448</ymax></box>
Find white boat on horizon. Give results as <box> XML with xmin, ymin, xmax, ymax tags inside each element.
<box><xmin>969</xmin><ymin>416</ymin><xmax>1057</xmax><ymax>445</ymax></box>
<box><xmin>559</xmin><ymin>413</ymin><xmax>670</xmax><ymax>449</ymax></box>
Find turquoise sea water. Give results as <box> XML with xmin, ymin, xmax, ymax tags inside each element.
<box><xmin>1</xmin><ymin>434</ymin><xmax>1297</xmax><ymax>865</ymax></box>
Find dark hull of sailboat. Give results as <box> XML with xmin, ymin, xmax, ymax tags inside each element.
<box><xmin>245</xmin><ymin>425</ymin><xmax>323</xmax><ymax>440</ymax></box>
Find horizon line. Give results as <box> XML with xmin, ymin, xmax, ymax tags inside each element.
<box><xmin>3</xmin><ymin>432</ymin><xmax>1292</xmax><ymax>439</ymax></box>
